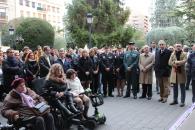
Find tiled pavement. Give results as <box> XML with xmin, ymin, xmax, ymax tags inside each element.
<box><xmin>0</xmin><ymin>86</ymin><xmax>193</xmax><ymax>130</ymax></box>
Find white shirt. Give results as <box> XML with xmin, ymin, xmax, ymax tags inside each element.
<box><xmin>66</xmin><ymin>77</ymin><xmax>85</xmax><ymax>97</ymax></box>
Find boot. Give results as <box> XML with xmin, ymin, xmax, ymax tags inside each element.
<box><xmin>65</xmin><ymin>91</ymin><xmax>80</xmax><ymax>114</ymax></box>
<box><xmin>83</xmin><ymin>106</ymin><xmax>89</xmax><ymax>119</ymax></box>
<box><xmin>57</xmin><ymin>100</ymin><xmax>74</xmax><ymax>119</ymax></box>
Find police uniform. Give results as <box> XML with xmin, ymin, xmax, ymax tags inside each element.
<box><xmin>100</xmin><ymin>51</ymin><xmax>115</xmax><ymax>97</ymax></box>
<box><xmin>123</xmin><ymin>43</ymin><xmax>139</xmax><ymax>98</ymax></box>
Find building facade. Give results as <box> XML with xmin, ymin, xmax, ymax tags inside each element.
<box><xmin>127</xmin><ymin>14</ymin><xmax>149</xmax><ymax>35</ymax></box>
<box><xmin>1</xmin><ymin>0</ymin><xmax>65</xmax><ymax>31</ymax></box>
<box><xmin>0</xmin><ymin>0</ymin><xmax>8</xmax><ymax>29</ymax></box>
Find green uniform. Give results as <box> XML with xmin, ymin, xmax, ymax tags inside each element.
<box><xmin>123</xmin><ymin>50</ymin><xmax>139</xmax><ymax>97</ymax></box>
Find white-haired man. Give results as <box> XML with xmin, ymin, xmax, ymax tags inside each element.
<box><xmin>154</xmin><ymin>40</ymin><xmax>172</xmax><ymax>103</ymax></box>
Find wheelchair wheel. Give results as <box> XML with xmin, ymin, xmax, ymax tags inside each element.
<box><xmin>82</xmin><ymin>119</ymin><xmax>97</xmax><ymax>129</ymax></box>
<box><xmin>99</xmin><ymin>116</ymin><xmax>106</xmax><ymax>124</ymax></box>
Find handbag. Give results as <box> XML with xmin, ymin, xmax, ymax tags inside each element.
<box><xmin>33</xmin><ymin>102</ymin><xmax>50</xmax><ymax>115</ymax></box>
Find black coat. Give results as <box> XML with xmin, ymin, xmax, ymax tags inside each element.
<box><xmin>154</xmin><ymin>48</ymin><xmax>172</xmax><ymax>78</ymax></box>
<box><xmin>2</xmin><ymin>57</ymin><xmax>24</xmax><ymax>92</ymax></box>
<box><xmin>39</xmin><ymin>55</ymin><xmax>54</xmax><ymax>78</ymax></box>
<box><xmin>78</xmin><ymin>57</ymin><xmax>93</xmax><ymax>81</ymax></box>
<box><xmin>114</xmin><ymin>53</ymin><xmax>125</xmax><ymax>79</ymax></box>
<box><xmin>99</xmin><ymin>52</ymin><xmax>115</xmax><ymax>74</ymax></box>
<box><xmin>44</xmin><ymin>79</ymin><xmax>67</xmax><ymax>98</ymax></box>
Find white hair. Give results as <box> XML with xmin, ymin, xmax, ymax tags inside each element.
<box><xmin>158</xmin><ymin>40</ymin><xmax>166</xmax><ymax>45</ymax></box>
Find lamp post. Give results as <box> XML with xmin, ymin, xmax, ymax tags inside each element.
<box><xmin>8</xmin><ymin>26</ymin><xmax>15</xmax><ymax>49</ymax></box>
<box><xmin>86</xmin><ymin>13</ymin><xmax>93</xmax><ymax>49</ymax></box>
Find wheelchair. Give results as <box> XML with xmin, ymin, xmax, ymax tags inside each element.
<box><xmin>84</xmin><ymin>88</ymin><xmax>106</xmax><ymax>124</ymax></box>
<box><xmin>32</xmin><ymin>78</ymin><xmax>97</xmax><ymax>130</ymax></box>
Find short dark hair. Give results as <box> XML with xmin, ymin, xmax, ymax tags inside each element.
<box><xmin>66</xmin><ymin>69</ymin><xmax>76</xmax><ymax>79</ymax></box>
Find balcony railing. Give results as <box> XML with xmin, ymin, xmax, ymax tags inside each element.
<box><xmin>0</xmin><ymin>0</ymin><xmax>7</xmax><ymax>3</ymax></box>
<box><xmin>37</xmin><ymin>7</ymin><xmax>46</xmax><ymax>11</ymax></box>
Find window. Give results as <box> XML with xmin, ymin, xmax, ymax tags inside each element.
<box><xmin>47</xmin><ymin>5</ymin><xmax>50</xmax><ymax>11</ymax></box>
<box><xmin>26</xmin><ymin>11</ymin><xmax>30</xmax><ymax>17</ymax></box>
<box><xmin>33</xmin><ymin>12</ymin><xmax>36</xmax><ymax>17</ymax></box>
<box><xmin>25</xmin><ymin>0</ymin><xmax>30</xmax><ymax>7</ymax></box>
<box><xmin>0</xmin><ymin>8</ymin><xmax>6</xmax><ymax>19</ymax></box>
<box><xmin>57</xmin><ymin>8</ymin><xmax>59</xmax><ymax>13</ymax></box>
<box><xmin>32</xmin><ymin>2</ymin><xmax>35</xmax><ymax>8</ymax></box>
<box><xmin>20</xmin><ymin>10</ymin><xmax>24</xmax><ymax>17</ymax></box>
<box><xmin>52</xmin><ymin>7</ymin><xmax>55</xmax><ymax>12</ymax></box>
<box><xmin>43</xmin><ymin>14</ymin><xmax>46</xmax><ymax>20</ymax></box>
<box><xmin>19</xmin><ymin>0</ymin><xmax>23</xmax><ymax>5</ymax></box>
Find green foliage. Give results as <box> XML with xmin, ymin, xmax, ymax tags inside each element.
<box><xmin>1</xmin><ymin>18</ymin><xmax>25</xmax><ymax>46</ymax></box>
<box><xmin>54</xmin><ymin>35</ymin><xmax>66</xmax><ymax>50</ymax></box>
<box><xmin>174</xmin><ymin>0</ymin><xmax>195</xmax><ymax>43</ymax></box>
<box><xmin>16</xmin><ymin>18</ymin><xmax>55</xmax><ymax>50</ymax></box>
<box><xmin>65</xmin><ymin>0</ymin><xmax>133</xmax><ymax>48</ymax></box>
<box><xmin>150</xmin><ymin>0</ymin><xmax>182</xmax><ymax>28</ymax></box>
<box><xmin>146</xmin><ymin>26</ymin><xmax>187</xmax><ymax>45</ymax></box>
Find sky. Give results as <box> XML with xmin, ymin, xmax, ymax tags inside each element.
<box><xmin>123</xmin><ymin>0</ymin><xmax>152</xmax><ymax>16</ymax></box>
<box><xmin>65</xmin><ymin>0</ymin><xmax>153</xmax><ymax>16</ymax></box>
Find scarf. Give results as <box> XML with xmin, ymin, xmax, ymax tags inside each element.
<box><xmin>7</xmin><ymin>57</ymin><xmax>18</xmax><ymax>67</ymax></box>
<box><xmin>14</xmin><ymin>89</ymin><xmax>35</xmax><ymax>108</ymax></box>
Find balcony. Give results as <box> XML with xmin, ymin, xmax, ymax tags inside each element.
<box><xmin>37</xmin><ymin>7</ymin><xmax>46</xmax><ymax>11</ymax></box>
<box><xmin>0</xmin><ymin>0</ymin><xmax>7</xmax><ymax>3</ymax></box>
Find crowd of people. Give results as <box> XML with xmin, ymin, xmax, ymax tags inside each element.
<box><xmin>0</xmin><ymin>40</ymin><xmax>194</xmax><ymax>129</ymax></box>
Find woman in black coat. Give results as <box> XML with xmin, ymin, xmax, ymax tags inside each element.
<box><xmin>44</xmin><ymin>63</ymin><xmax>79</xmax><ymax>118</ymax></box>
<box><xmin>77</xmin><ymin>50</ymin><xmax>93</xmax><ymax>89</ymax></box>
<box><xmin>25</xmin><ymin>52</ymin><xmax>40</xmax><ymax>88</ymax></box>
<box><xmin>89</xmin><ymin>48</ymin><xmax>100</xmax><ymax>94</ymax></box>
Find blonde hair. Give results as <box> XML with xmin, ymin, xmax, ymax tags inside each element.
<box><xmin>46</xmin><ymin>63</ymin><xmax>65</xmax><ymax>80</ymax></box>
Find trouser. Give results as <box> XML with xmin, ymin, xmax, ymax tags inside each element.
<box><xmin>32</xmin><ymin>113</ymin><xmax>55</xmax><ymax>130</ymax></box>
<box><xmin>125</xmin><ymin>71</ymin><xmax>139</xmax><ymax>96</ymax></box>
<box><xmin>102</xmin><ymin>72</ymin><xmax>114</xmax><ymax>96</ymax></box>
<box><xmin>172</xmin><ymin>83</ymin><xmax>186</xmax><ymax>103</ymax></box>
<box><xmin>90</xmin><ymin>73</ymin><xmax>99</xmax><ymax>94</ymax></box>
<box><xmin>158</xmin><ymin>77</ymin><xmax>170</xmax><ymax>99</ymax></box>
<box><xmin>192</xmin><ymin>80</ymin><xmax>195</xmax><ymax>102</ymax></box>
<box><xmin>186</xmin><ymin>74</ymin><xmax>192</xmax><ymax>89</ymax></box>
<box><xmin>141</xmin><ymin>84</ymin><xmax>152</xmax><ymax>97</ymax></box>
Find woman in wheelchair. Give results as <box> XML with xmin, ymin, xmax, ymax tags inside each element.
<box><xmin>44</xmin><ymin>63</ymin><xmax>80</xmax><ymax>119</ymax></box>
<box><xmin>1</xmin><ymin>78</ymin><xmax>55</xmax><ymax>130</ymax></box>
<box><xmin>66</xmin><ymin>69</ymin><xmax>90</xmax><ymax>119</ymax></box>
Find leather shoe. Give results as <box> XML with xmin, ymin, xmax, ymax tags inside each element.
<box><xmin>161</xmin><ymin>99</ymin><xmax>167</xmax><ymax>103</ymax></box>
<box><xmin>109</xmin><ymin>95</ymin><xmax>114</xmax><ymax>97</ymax></box>
<box><xmin>169</xmin><ymin>101</ymin><xmax>178</xmax><ymax>105</ymax></box>
<box><xmin>147</xmin><ymin>97</ymin><xmax>152</xmax><ymax>100</ymax></box>
<box><xmin>139</xmin><ymin>96</ymin><xmax>146</xmax><ymax>99</ymax></box>
<box><xmin>180</xmin><ymin>103</ymin><xmax>185</xmax><ymax>107</ymax></box>
<box><xmin>134</xmin><ymin>96</ymin><xmax>137</xmax><ymax>99</ymax></box>
<box><xmin>158</xmin><ymin>98</ymin><xmax>163</xmax><ymax>102</ymax></box>
<box><xmin>123</xmin><ymin>95</ymin><xmax>130</xmax><ymax>98</ymax></box>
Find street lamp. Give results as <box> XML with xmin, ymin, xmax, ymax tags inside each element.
<box><xmin>9</xmin><ymin>26</ymin><xmax>15</xmax><ymax>49</ymax></box>
<box><xmin>9</xmin><ymin>26</ymin><xmax>14</xmax><ymax>35</ymax></box>
<box><xmin>86</xmin><ymin>13</ymin><xmax>93</xmax><ymax>49</ymax></box>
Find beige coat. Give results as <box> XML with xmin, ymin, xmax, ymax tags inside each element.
<box><xmin>169</xmin><ymin>51</ymin><xmax>187</xmax><ymax>84</ymax></box>
<box><xmin>139</xmin><ymin>52</ymin><xmax>154</xmax><ymax>84</ymax></box>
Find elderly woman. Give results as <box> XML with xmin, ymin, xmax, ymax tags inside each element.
<box><xmin>1</xmin><ymin>78</ymin><xmax>55</xmax><ymax>130</ymax></box>
<box><xmin>44</xmin><ymin>63</ymin><xmax>80</xmax><ymax>118</ymax></box>
<box><xmin>66</xmin><ymin>69</ymin><xmax>90</xmax><ymax>119</ymax></box>
<box><xmin>139</xmin><ymin>45</ymin><xmax>155</xmax><ymax>100</ymax></box>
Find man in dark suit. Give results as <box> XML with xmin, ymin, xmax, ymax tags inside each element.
<box><xmin>39</xmin><ymin>46</ymin><xmax>54</xmax><ymax>77</ymax></box>
<box><xmin>100</xmin><ymin>46</ymin><xmax>115</xmax><ymax>97</ymax></box>
<box><xmin>2</xmin><ymin>49</ymin><xmax>24</xmax><ymax>93</ymax></box>
<box><xmin>154</xmin><ymin>40</ymin><xmax>172</xmax><ymax>103</ymax></box>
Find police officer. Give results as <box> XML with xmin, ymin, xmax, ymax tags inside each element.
<box><xmin>100</xmin><ymin>46</ymin><xmax>115</xmax><ymax>97</ymax></box>
<box><xmin>123</xmin><ymin>42</ymin><xmax>140</xmax><ymax>99</ymax></box>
